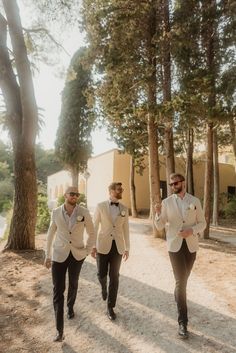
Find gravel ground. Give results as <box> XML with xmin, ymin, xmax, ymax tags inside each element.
<box><xmin>0</xmin><ymin>218</ymin><xmax>236</xmax><ymax>353</ymax></box>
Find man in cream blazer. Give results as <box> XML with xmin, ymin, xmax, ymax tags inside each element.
<box><xmin>44</xmin><ymin>186</ymin><xmax>95</xmax><ymax>342</ymax></box>
<box><xmin>92</xmin><ymin>182</ymin><xmax>130</xmax><ymax>321</ymax></box>
<box><xmin>155</xmin><ymin>173</ymin><xmax>206</xmax><ymax>339</ymax></box>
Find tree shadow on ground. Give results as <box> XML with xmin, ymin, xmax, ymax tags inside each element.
<box><xmin>78</xmin><ymin>261</ymin><xmax>236</xmax><ymax>353</ymax></box>
<box><xmin>199</xmin><ymin>238</ymin><xmax>236</xmax><ymax>255</ymax></box>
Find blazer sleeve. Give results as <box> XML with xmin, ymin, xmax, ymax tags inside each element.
<box><xmin>93</xmin><ymin>205</ymin><xmax>101</xmax><ymax>247</ymax></box>
<box><xmin>84</xmin><ymin>209</ymin><xmax>95</xmax><ymax>253</ymax></box>
<box><xmin>154</xmin><ymin>200</ymin><xmax>168</xmax><ymax>230</ymax></box>
<box><xmin>123</xmin><ymin>207</ymin><xmax>130</xmax><ymax>251</ymax></box>
<box><xmin>192</xmin><ymin>198</ymin><xmax>206</xmax><ymax>235</ymax></box>
<box><xmin>45</xmin><ymin>210</ymin><xmax>57</xmax><ymax>259</ymax></box>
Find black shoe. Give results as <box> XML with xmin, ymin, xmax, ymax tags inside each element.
<box><xmin>102</xmin><ymin>286</ymin><xmax>107</xmax><ymax>301</ymax></box>
<box><xmin>53</xmin><ymin>331</ymin><xmax>65</xmax><ymax>342</ymax></box>
<box><xmin>107</xmin><ymin>306</ymin><xmax>116</xmax><ymax>321</ymax></box>
<box><xmin>178</xmin><ymin>323</ymin><xmax>189</xmax><ymax>339</ymax></box>
<box><xmin>67</xmin><ymin>308</ymin><xmax>75</xmax><ymax>319</ymax></box>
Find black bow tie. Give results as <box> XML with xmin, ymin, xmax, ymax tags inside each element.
<box><xmin>110</xmin><ymin>202</ymin><xmax>119</xmax><ymax>206</ymax></box>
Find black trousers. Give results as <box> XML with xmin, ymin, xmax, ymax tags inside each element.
<box><xmin>52</xmin><ymin>252</ymin><xmax>85</xmax><ymax>333</ymax></box>
<box><xmin>96</xmin><ymin>240</ymin><xmax>122</xmax><ymax>308</ymax></box>
<box><xmin>168</xmin><ymin>239</ymin><xmax>196</xmax><ymax>325</ymax></box>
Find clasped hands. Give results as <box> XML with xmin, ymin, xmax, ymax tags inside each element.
<box><xmin>91</xmin><ymin>247</ymin><xmax>129</xmax><ymax>261</ymax></box>
<box><xmin>177</xmin><ymin>228</ymin><xmax>193</xmax><ymax>238</ymax></box>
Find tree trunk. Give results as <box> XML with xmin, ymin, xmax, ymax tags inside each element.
<box><xmin>203</xmin><ymin>122</ymin><xmax>213</xmax><ymax>238</ymax></box>
<box><xmin>202</xmin><ymin>0</ymin><xmax>217</xmax><ymax>239</ymax></box>
<box><xmin>129</xmin><ymin>156</ymin><xmax>138</xmax><ymax>218</ymax></box>
<box><xmin>147</xmin><ymin>2</ymin><xmax>164</xmax><ymax>238</ymax></box>
<box><xmin>147</xmin><ymin>116</ymin><xmax>163</xmax><ymax>237</ymax></box>
<box><xmin>7</xmin><ymin>142</ymin><xmax>37</xmax><ymax>249</ymax></box>
<box><xmin>161</xmin><ymin>0</ymin><xmax>175</xmax><ymax>195</ymax></box>
<box><xmin>212</xmin><ymin>129</ymin><xmax>219</xmax><ymax>226</ymax></box>
<box><xmin>0</xmin><ymin>1</ymin><xmax>38</xmax><ymax>250</ymax></box>
<box><xmin>185</xmin><ymin>128</ymin><xmax>194</xmax><ymax>195</ymax></box>
<box><xmin>229</xmin><ymin>118</ymin><xmax>236</xmax><ymax>176</ymax></box>
<box><xmin>70</xmin><ymin>166</ymin><xmax>79</xmax><ymax>187</ymax></box>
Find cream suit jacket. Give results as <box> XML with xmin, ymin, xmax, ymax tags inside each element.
<box><xmin>155</xmin><ymin>193</ymin><xmax>206</xmax><ymax>253</ymax></box>
<box><xmin>45</xmin><ymin>205</ymin><xmax>95</xmax><ymax>262</ymax></box>
<box><xmin>93</xmin><ymin>201</ymin><xmax>130</xmax><ymax>255</ymax></box>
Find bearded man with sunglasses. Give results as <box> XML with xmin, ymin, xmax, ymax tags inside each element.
<box><xmin>44</xmin><ymin>186</ymin><xmax>95</xmax><ymax>342</ymax></box>
<box><xmin>155</xmin><ymin>173</ymin><xmax>206</xmax><ymax>339</ymax></box>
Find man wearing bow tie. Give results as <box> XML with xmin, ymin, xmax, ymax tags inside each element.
<box><xmin>155</xmin><ymin>173</ymin><xmax>206</xmax><ymax>339</ymax></box>
<box><xmin>92</xmin><ymin>182</ymin><xmax>130</xmax><ymax>320</ymax></box>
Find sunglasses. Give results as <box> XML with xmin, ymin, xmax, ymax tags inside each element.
<box><xmin>67</xmin><ymin>192</ymin><xmax>80</xmax><ymax>197</ymax></box>
<box><xmin>169</xmin><ymin>180</ymin><xmax>184</xmax><ymax>187</ymax></box>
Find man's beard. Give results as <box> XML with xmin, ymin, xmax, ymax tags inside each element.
<box><xmin>68</xmin><ymin>200</ymin><xmax>77</xmax><ymax>206</ymax></box>
<box><xmin>173</xmin><ymin>186</ymin><xmax>183</xmax><ymax>194</ymax></box>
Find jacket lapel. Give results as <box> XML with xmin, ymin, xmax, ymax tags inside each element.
<box><xmin>172</xmin><ymin>195</ymin><xmax>183</xmax><ymax>220</ymax></box>
<box><xmin>106</xmin><ymin>201</ymin><xmax>114</xmax><ymax>224</ymax></box>
<box><xmin>59</xmin><ymin>205</ymin><xmax>69</xmax><ymax>230</ymax></box>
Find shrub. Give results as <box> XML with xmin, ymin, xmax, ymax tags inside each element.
<box><xmin>36</xmin><ymin>194</ymin><xmax>51</xmax><ymax>233</ymax></box>
<box><xmin>223</xmin><ymin>197</ymin><xmax>236</xmax><ymax>219</ymax></box>
<box><xmin>2</xmin><ymin>208</ymin><xmax>13</xmax><ymax>241</ymax></box>
<box><xmin>57</xmin><ymin>193</ymin><xmax>87</xmax><ymax>207</ymax></box>
<box><xmin>0</xmin><ymin>180</ymin><xmax>13</xmax><ymax>213</ymax></box>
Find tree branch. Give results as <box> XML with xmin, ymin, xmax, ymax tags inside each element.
<box><xmin>22</xmin><ymin>27</ymin><xmax>70</xmax><ymax>56</ymax></box>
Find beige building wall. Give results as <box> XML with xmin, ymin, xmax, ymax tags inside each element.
<box><xmin>113</xmin><ymin>151</ymin><xmax>131</xmax><ymax>207</ymax></box>
<box><xmin>87</xmin><ymin>149</ymin><xmax>115</xmax><ymax>210</ymax></box>
<box><xmin>47</xmin><ymin>149</ymin><xmax>236</xmax><ymax>211</ymax></box>
<box><xmin>47</xmin><ymin>170</ymin><xmax>72</xmax><ymax>209</ymax></box>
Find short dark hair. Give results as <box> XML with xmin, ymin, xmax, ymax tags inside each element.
<box><xmin>108</xmin><ymin>182</ymin><xmax>122</xmax><ymax>191</ymax></box>
<box><xmin>169</xmin><ymin>173</ymin><xmax>185</xmax><ymax>181</ymax></box>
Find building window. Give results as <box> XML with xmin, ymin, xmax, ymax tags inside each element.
<box><xmin>228</xmin><ymin>186</ymin><xmax>236</xmax><ymax>198</ymax></box>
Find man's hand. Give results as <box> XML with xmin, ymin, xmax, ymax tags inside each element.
<box><xmin>44</xmin><ymin>258</ymin><xmax>51</xmax><ymax>269</ymax></box>
<box><xmin>123</xmin><ymin>250</ymin><xmax>129</xmax><ymax>261</ymax></box>
<box><xmin>154</xmin><ymin>202</ymin><xmax>162</xmax><ymax>215</ymax></box>
<box><xmin>91</xmin><ymin>247</ymin><xmax>97</xmax><ymax>259</ymax></box>
<box><xmin>178</xmin><ymin>228</ymin><xmax>193</xmax><ymax>238</ymax></box>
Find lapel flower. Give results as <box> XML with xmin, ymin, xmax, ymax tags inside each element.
<box><xmin>76</xmin><ymin>215</ymin><xmax>84</xmax><ymax>222</ymax></box>
<box><xmin>187</xmin><ymin>203</ymin><xmax>196</xmax><ymax>211</ymax></box>
<box><xmin>120</xmin><ymin>210</ymin><xmax>126</xmax><ymax>217</ymax></box>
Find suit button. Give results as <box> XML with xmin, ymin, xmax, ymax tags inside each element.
<box><xmin>69</xmin><ymin>232</ymin><xmax>72</xmax><ymax>234</ymax></box>
<box><xmin>69</xmin><ymin>241</ymin><xmax>72</xmax><ymax>244</ymax></box>
<box><xmin>183</xmin><ymin>221</ymin><xmax>185</xmax><ymax>223</ymax></box>
<box><xmin>110</xmin><ymin>235</ymin><xmax>112</xmax><ymax>237</ymax></box>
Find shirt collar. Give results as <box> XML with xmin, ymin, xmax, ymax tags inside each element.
<box><xmin>63</xmin><ymin>204</ymin><xmax>78</xmax><ymax>215</ymax></box>
<box><xmin>173</xmin><ymin>192</ymin><xmax>187</xmax><ymax>200</ymax></box>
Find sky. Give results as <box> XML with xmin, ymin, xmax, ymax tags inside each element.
<box><xmin>1</xmin><ymin>1</ymin><xmax>117</xmax><ymax>156</ymax></box>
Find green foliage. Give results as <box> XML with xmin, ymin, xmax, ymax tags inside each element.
<box><xmin>2</xmin><ymin>208</ymin><xmax>13</xmax><ymax>241</ymax></box>
<box><xmin>36</xmin><ymin>194</ymin><xmax>51</xmax><ymax>233</ymax></box>
<box><xmin>57</xmin><ymin>193</ymin><xmax>87</xmax><ymax>207</ymax></box>
<box><xmin>55</xmin><ymin>47</ymin><xmax>94</xmax><ymax>175</ymax></box>
<box><xmin>222</xmin><ymin>197</ymin><xmax>236</xmax><ymax>219</ymax></box>
<box><xmin>0</xmin><ymin>162</ymin><xmax>11</xmax><ymax>181</ymax></box>
<box><xmin>0</xmin><ymin>180</ymin><xmax>13</xmax><ymax>213</ymax></box>
<box><xmin>35</xmin><ymin>144</ymin><xmax>64</xmax><ymax>183</ymax></box>
<box><xmin>0</xmin><ymin>141</ymin><xmax>13</xmax><ymax>173</ymax></box>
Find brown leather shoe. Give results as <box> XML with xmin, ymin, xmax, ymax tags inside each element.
<box><xmin>178</xmin><ymin>324</ymin><xmax>189</xmax><ymax>339</ymax></box>
<box><xmin>53</xmin><ymin>331</ymin><xmax>65</xmax><ymax>342</ymax></box>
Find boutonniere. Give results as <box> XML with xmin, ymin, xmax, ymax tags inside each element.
<box><xmin>76</xmin><ymin>215</ymin><xmax>84</xmax><ymax>222</ymax></box>
<box><xmin>187</xmin><ymin>203</ymin><xmax>196</xmax><ymax>211</ymax></box>
<box><xmin>120</xmin><ymin>210</ymin><xmax>126</xmax><ymax>217</ymax></box>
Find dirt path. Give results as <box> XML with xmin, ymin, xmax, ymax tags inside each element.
<box><xmin>0</xmin><ymin>219</ymin><xmax>236</xmax><ymax>353</ymax></box>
